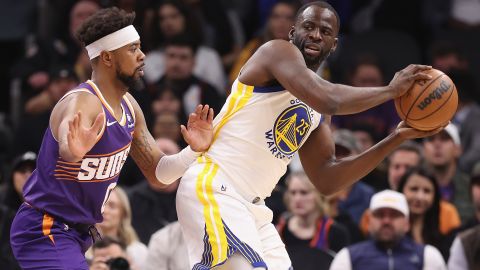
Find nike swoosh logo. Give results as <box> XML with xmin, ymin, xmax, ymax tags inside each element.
<box><xmin>106</xmin><ymin>120</ymin><xmax>117</xmax><ymax>127</ymax></box>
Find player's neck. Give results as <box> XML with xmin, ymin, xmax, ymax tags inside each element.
<box><xmin>307</xmin><ymin>63</ymin><xmax>321</xmax><ymax>73</ymax></box>
<box><xmin>91</xmin><ymin>72</ymin><xmax>127</xmax><ymax>112</ymax></box>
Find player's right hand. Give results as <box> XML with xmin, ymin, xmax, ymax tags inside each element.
<box><xmin>67</xmin><ymin>111</ymin><xmax>105</xmax><ymax>161</ymax></box>
<box><xmin>181</xmin><ymin>104</ymin><xmax>214</xmax><ymax>152</ymax></box>
<box><xmin>389</xmin><ymin>64</ymin><xmax>432</xmax><ymax>97</ymax></box>
<box><xmin>394</xmin><ymin>121</ymin><xmax>445</xmax><ymax>140</ymax></box>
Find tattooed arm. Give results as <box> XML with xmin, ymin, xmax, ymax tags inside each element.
<box><xmin>126</xmin><ymin>93</ymin><xmax>168</xmax><ymax>189</ymax></box>
<box><xmin>126</xmin><ymin>93</ymin><xmax>214</xmax><ymax>188</ymax></box>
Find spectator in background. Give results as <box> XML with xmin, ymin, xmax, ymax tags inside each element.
<box><xmin>350</xmin><ymin>122</ymin><xmax>386</xmax><ymax>192</ymax></box>
<box><xmin>89</xmin><ymin>237</ymin><xmax>137</xmax><ymax>270</ymax></box>
<box><xmin>448</xmin><ymin>165</ymin><xmax>480</xmax><ymax>269</ymax></box>
<box><xmin>333</xmin><ymin>129</ymin><xmax>375</xmax><ymax>225</ymax></box>
<box><xmin>359</xmin><ymin>156</ymin><xmax>462</xmax><ymax>246</ymax></box>
<box><xmin>397</xmin><ymin>167</ymin><xmax>459</xmax><ymax>258</ymax></box>
<box><xmin>128</xmin><ymin>138</ymin><xmax>180</xmax><ymax>244</ymax></box>
<box><xmin>449</xmin><ymin>0</ymin><xmax>480</xmax><ymax>30</ymax></box>
<box><xmin>181</xmin><ymin>0</ymin><xmax>238</xmax><ymax>70</ymax></box>
<box><xmin>350</xmin><ymin>122</ymin><xmax>378</xmax><ymax>153</ymax></box>
<box><xmin>229</xmin><ymin>0</ymin><xmax>299</xmax><ymax>84</ymax></box>
<box><xmin>0</xmin><ymin>0</ymin><xmax>36</xmax><ymax>114</ymax></box>
<box><xmin>277</xmin><ymin>172</ymin><xmax>350</xmax><ymax>253</ymax></box>
<box><xmin>73</xmin><ymin>48</ymin><xmax>93</xmax><ymax>83</ymax></box>
<box><xmin>423</xmin><ymin>123</ymin><xmax>473</xmax><ymax>223</ymax></box>
<box><xmin>326</xmin><ymin>192</ymin><xmax>364</xmax><ymax>245</ymax></box>
<box><xmin>13</xmin><ymin>66</ymin><xmax>78</xmax><ymax>155</ymax></box>
<box><xmin>358</xmin><ymin>140</ymin><xmax>423</xmax><ymax>236</ymax></box>
<box><xmin>151</xmin><ymin>34</ymin><xmax>224</xmax><ymax>119</ymax></box>
<box><xmin>24</xmin><ymin>66</ymin><xmax>79</xmax><ymax>115</ymax></box>
<box><xmin>333</xmin><ymin>55</ymin><xmax>400</xmax><ymax>139</ymax></box>
<box><xmin>2</xmin><ymin>152</ymin><xmax>36</xmax><ymax>210</ymax></box>
<box><xmin>152</xmin><ymin>112</ymin><xmax>183</xmax><ymax>146</ymax></box>
<box><xmin>0</xmin><ymin>152</ymin><xmax>36</xmax><ymax>270</ymax></box>
<box><xmin>429</xmin><ymin>41</ymin><xmax>469</xmax><ymax>73</ymax></box>
<box><xmin>96</xmin><ymin>187</ymin><xmax>148</xmax><ymax>269</ymax></box>
<box><xmin>151</xmin><ymin>87</ymin><xmax>182</xmax><ymax>119</ymax></box>
<box><xmin>449</xmin><ymin>69</ymin><xmax>480</xmax><ymax>173</ymax></box>
<box><xmin>387</xmin><ymin>140</ymin><xmax>423</xmax><ymax>191</ymax></box>
<box><xmin>448</xmin><ymin>164</ymin><xmax>480</xmax><ymax>234</ymax></box>
<box><xmin>446</xmin><ymin>165</ymin><xmax>480</xmax><ymax>268</ymax></box>
<box><xmin>12</xmin><ymin>0</ymin><xmax>99</xmax><ymax>99</ymax></box>
<box><xmin>144</xmin><ymin>221</ymin><xmax>189</xmax><ymax>270</ymax></box>
<box><xmin>277</xmin><ymin>172</ymin><xmax>347</xmax><ymax>270</ymax></box>
<box><xmin>144</xmin><ymin>1</ymin><xmax>226</xmax><ymax>93</ymax></box>
<box><xmin>448</xmin><ymin>224</ymin><xmax>480</xmax><ymax>270</ymax></box>
<box><xmin>330</xmin><ymin>190</ymin><xmax>446</xmax><ymax>270</ymax></box>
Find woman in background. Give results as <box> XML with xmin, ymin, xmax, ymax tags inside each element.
<box><xmin>96</xmin><ymin>186</ymin><xmax>148</xmax><ymax>269</ymax></box>
<box><xmin>277</xmin><ymin>172</ymin><xmax>350</xmax><ymax>253</ymax></box>
<box><xmin>397</xmin><ymin>166</ymin><xmax>460</xmax><ymax>258</ymax></box>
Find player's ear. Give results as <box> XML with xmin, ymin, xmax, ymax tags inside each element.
<box><xmin>99</xmin><ymin>51</ymin><xmax>113</xmax><ymax>67</ymax></box>
<box><xmin>288</xmin><ymin>26</ymin><xmax>295</xmax><ymax>40</ymax></box>
<box><xmin>330</xmin><ymin>37</ymin><xmax>338</xmax><ymax>54</ymax></box>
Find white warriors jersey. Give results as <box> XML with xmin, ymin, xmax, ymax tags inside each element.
<box><xmin>205</xmin><ymin>79</ymin><xmax>323</xmax><ymax>199</ymax></box>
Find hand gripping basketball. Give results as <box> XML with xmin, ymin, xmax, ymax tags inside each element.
<box><xmin>395</xmin><ymin>69</ymin><xmax>458</xmax><ymax>131</ymax></box>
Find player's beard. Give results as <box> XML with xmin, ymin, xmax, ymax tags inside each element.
<box><xmin>293</xmin><ymin>37</ymin><xmax>327</xmax><ymax>69</ymax></box>
<box><xmin>116</xmin><ymin>68</ymin><xmax>143</xmax><ymax>91</ymax></box>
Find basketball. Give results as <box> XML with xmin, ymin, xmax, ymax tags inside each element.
<box><xmin>394</xmin><ymin>68</ymin><xmax>458</xmax><ymax>131</ymax></box>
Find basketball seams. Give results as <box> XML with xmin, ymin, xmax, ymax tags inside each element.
<box><xmin>404</xmin><ymin>74</ymin><xmax>444</xmax><ymax>119</ymax></box>
<box><xmin>395</xmin><ymin>69</ymin><xmax>458</xmax><ymax>131</ymax></box>
<box><xmin>409</xmin><ymin>82</ymin><xmax>454</xmax><ymax>121</ymax></box>
<box><xmin>395</xmin><ymin>99</ymin><xmax>406</xmax><ymax>120</ymax></box>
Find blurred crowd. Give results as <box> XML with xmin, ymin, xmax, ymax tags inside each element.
<box><xmin>1</xmin><ymin>0</ymin><xmax>480</xmax><ymax>269</ymax></box>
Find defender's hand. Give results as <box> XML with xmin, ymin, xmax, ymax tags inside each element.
<box><xmin>389</xmin><ymin>64</ymin><xmax>432</xmax><ymax>97</ymax></box>
<box><xmin>395</xmin><ymin>121</ymin><xmax>445</xmax><ymax>140</ymax></box>
<box><xmin>181</xmin><ymin>104</ymin><xmax>214</xmax><ymax>152</ymax></box>
<box><xmin>67</xmin><ymin>111</ymin><xmax>105</xmax><ymax>160</ymax></box>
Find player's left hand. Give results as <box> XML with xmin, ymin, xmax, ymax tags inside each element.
<box><xmin>181</xmin><ymin>104</ymin><xmax>214</xmax><ymax>152</ymax></box>
<box><xmin>389</xmin><ymin>64</ymin><xmax>432</xmax><ymax>97</ymax></box>
<box><xmin>395</xmin><ymin>121</ymin><xmax>445</xmax><ymax>140</ymax></box>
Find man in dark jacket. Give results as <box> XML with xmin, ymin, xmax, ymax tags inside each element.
<box><xmin>330</xmin><ymin>190</ymin><xmax>446</xmax><ymax>270</ymax></box>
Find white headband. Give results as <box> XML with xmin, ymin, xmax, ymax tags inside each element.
<box><xmin>85</xmin><ymin>25</ymin><xmax>140</xmax><ymax>60</ymax></box>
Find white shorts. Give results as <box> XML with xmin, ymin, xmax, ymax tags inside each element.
<box><xmin>176</xmin><ymin>156</ymin><xmax>292</xmax><ymax>270</ymax></box>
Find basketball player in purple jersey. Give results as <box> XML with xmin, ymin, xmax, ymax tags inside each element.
<box><xmin>10</xmin><ymin>7</ymin><xmax>214</xmax><ymax>269</ymax></box>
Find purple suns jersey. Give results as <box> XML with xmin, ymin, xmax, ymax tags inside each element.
<box><xmin>23</xmin><ymin>80</ymin><xmax>135</xmax><ymax>225</ymax></box>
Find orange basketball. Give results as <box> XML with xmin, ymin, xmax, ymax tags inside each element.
<box><xmin>394</xmin><ymin>68</ymin><xmax>458</xmax><ymax>131</ymax></box>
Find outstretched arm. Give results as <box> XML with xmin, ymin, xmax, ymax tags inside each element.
<box><xmin>299</xmin><ymin>121</ymin><xmax>443</xmax><ymax>195</ymax></box>
<box><xmin>52</xmin><ymin>93</ymin><xmax>105</xmax><ymax>162</ymax></box>
<box><xmin>241</xmin><ymin>40</ymin><xmax>431</xmax><ymax>115</ymax></box>
<box><xmin>127</xmin><ymin>93</ymin><xmax>214</xmax><ymax>189</ymax></box>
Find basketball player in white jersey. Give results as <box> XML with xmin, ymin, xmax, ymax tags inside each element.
<box><xmin>176</xmin><ymin>2</ymin><xmax>443</xmax><ymax>270</ymax></box>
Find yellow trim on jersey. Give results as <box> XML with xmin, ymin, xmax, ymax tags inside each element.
<box><xmin>212</xmin><ymin>80</ymin><xmax>254</xmax><ymax>143</ymax></box>
<box><xmin>87</xmin><ymin>80</ymin><xmax>127</xmax><ymax>126</ymax></box>
<box><xmin>123</xmin><ymin>95</ymin><xmax>136</xmax><ymax>122</ymax></box>
<box><xmin>119</xmin><ymin>103</ymin><xmax>127</xmax><ymax>126</ymax></box>
<box><xmin>195</xmin><ymin>156</ymin><xmax>227</xmax><ymax>266</ymax></box>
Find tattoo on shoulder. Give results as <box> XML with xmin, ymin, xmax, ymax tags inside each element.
<box><xmin>131</xmin><ymin>129</ymin><xmax>154</xmax><ymax>170</ymax></box>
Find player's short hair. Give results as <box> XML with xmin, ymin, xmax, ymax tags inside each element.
<box><xmin>75</xmin><ymin>7</ymin><xmax>135</xmax><ymax>47</ymax></box>
<box><xmin>295</xmin><ymin>1</ymin><xmax>340</xmax><ymax>31</ymax></box>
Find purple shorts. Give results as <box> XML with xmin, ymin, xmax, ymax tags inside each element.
<box><xmin>10</xmin><ymin>203</ymin><xmax>93</xmax><ymax>270</ymax></box>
